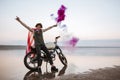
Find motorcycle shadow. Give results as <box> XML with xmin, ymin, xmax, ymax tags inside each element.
<box><xmin>23</xmin><ymin>65</ymin><xmax>67</xmax><ymax>80</ymax></box>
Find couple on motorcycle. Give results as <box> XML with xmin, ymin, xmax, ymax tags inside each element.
<box><xmin>16</xmin><ymin>16</ymin><xmax>58</xmax><ymax>72</ymax></box>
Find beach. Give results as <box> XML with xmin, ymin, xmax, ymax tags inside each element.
<box><xmin>53</xmin><ymin>65</ymin><xmax>120</xmax><ymax>80</ymax></box>
<box><xmin>0</xmin><ymin>47</ymin><xmax>120</xmax><ymax>80</ymax></box>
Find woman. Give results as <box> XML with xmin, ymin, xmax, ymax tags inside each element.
<box><xmin>16</xmin><ymin>16</ymin><xmax>58</xmax><ymax>72</ymax></box>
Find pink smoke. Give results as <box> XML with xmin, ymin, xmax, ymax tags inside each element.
<box><xmin>68</xmin><ymin>37</ymin><xmax>79</xmax><ymax>47</ymax></box>
<box><xmin>56</xmin><ymin>5</ymin><xmax>67</xmax><ymax>23</ymax></box>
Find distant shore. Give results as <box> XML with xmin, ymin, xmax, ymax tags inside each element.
<box><xmin>0</xmin><ymin>45</ymin><xmax>26</xmax><ymax>50</ymax></box>
<box><xmin>53</xmin><ymin>65</ymin><xmax>120</xmax><ymax>80</ymax></box>
<box><xmin>0</xmin><ymin>45</ymin><xmax>120</xmax><ymax>50</ymax></box>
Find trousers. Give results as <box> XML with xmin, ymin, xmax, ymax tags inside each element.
<box><xmin>35</xmin><ymin>44</ymin><xmax>53</xmax><ymax>66</ymax></box>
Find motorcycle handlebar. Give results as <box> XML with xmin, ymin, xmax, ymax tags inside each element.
<box><xmin>55</xmin><ymin>36</ymin><xmax>60</xmax><ymax>39</ymax></box>
<box><xmin>55</xmin><ymin>36</ymin><xmax>60</xmax><ymax>44</ymax></box>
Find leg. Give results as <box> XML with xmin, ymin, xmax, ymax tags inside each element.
<box><xmin>35</xmin><ymin>45</ymin><xmax>42</xmax><ymax>67</ymax></box>
<box><xmin>41</xmin><ymin>44</ymin><xmax>53</xmax><ymax>65</ymax></box>
<box><xmin>41</xmin><ymin>44</ymin><xmax>58</xmax><ymax>72</ymax></box>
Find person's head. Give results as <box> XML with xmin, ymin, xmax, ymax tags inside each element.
<box><xmin>35</xmin><ymin>23</ymin><xmax>42</xmax><ymax>29</ymax></box>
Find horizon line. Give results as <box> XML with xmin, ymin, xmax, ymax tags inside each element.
<box><xmin>0</xmin><ymin>45</ymin><xmax>120</xmax><ymax>50</ymax></box>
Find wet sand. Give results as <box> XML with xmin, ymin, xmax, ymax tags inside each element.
<box><xmin>53</xmin><ymin>65</ymin><xmax>120</xmax><ymax>80</ymax></box>
<box><xmin>0</xmin><ymin>48</ymin><xmax>120</xmax><ymax>80</ymax></box>
<box><xmin>1</xmin><ymin>64</ymin><xmax>120</xmax><ymax>80</ymax></box>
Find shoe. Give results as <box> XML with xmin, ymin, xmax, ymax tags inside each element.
<box><xmin>51</xmin><ymin>66</ymin><xmax>58</xmax><ymax>72</ymax></box>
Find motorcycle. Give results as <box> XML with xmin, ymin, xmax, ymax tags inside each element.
<box><xmin>24</xmin><ymin>36</ymin><xmax>67</xmax><ymax>70</ymax></box>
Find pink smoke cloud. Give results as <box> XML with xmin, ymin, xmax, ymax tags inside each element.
<box><xmin>56</xmin><ymin>5</ymin><xmax>67</xmax><ymax>23</ymax></box>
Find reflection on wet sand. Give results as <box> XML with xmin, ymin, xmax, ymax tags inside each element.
<box><xmin>24</xmin><ymin>66</ymin><xmax>67</xmax><ymax>80</ymax></box>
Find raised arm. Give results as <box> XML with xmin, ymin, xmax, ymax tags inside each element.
<box><xmin>15</xmin><ymin>16</ymin><xmax>33</xmax><ymax>32</ymax></box>
<box><xmin>42</xmin><ymin>24</ymin><xmax>57</xmax><ymax>32</ymax></box>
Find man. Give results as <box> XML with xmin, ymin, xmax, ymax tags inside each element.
<box><xmin>16</xmin><ymin>16</ymin><xmax>58</xmax><ymax>72</ymax></box>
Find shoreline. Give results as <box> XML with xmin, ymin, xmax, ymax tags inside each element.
<box><xmin>0</xmin><ymin>45</ymin><xmax>120</xmax><ymax>50</ymax></box>
<box><xmin>53</xmin><ymin>65</ymin><xmax>120</xmax><ymax>80</ymax></box>
<box><xmin>0</xmin><ymin>45</ymin><xmax>26</xmax><ymax>50</ymax></box>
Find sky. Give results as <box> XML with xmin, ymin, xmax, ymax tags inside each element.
<box><xmin>0</xmin><ymin>0</ymin><xmax>120</xmax><ymax>45</ymax></box>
